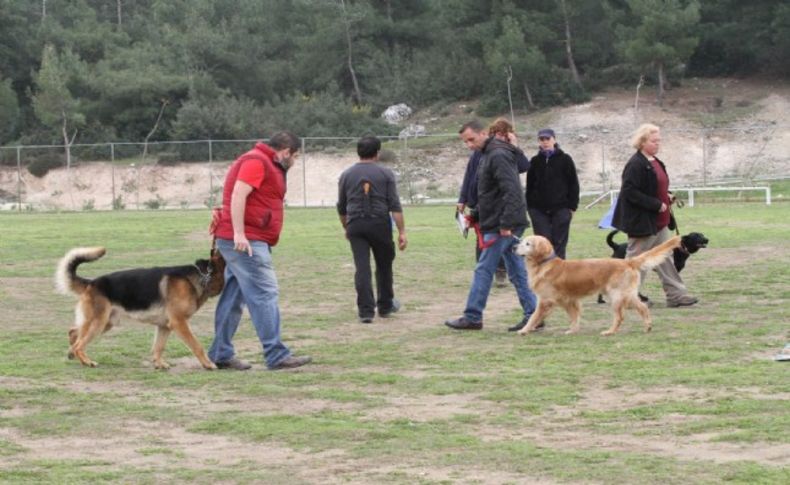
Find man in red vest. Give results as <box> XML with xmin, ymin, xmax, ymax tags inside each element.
<box><xmin>208</xmin><ymin>132</ymin><xmax>312</xmax><ymax>370</ymax></box>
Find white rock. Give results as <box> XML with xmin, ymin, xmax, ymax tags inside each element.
<box><xmin>381</xmin><ymin>103</ymin><xmax>412</xmax><ymax>125</ymax></box>
<box><xmin>398</xmin><ymin>124</ymin><xmax>426</xmax><ymax>139</ymax></box>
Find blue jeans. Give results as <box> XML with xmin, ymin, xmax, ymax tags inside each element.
<box><xmin>209</xmin><ymin>238</ymin><xmax>291</xmax><ymax>368</ymax></box>
<box><xmin>463</xmin><ymin>230</ymin><xmax>537</xmax><ymax>323</ymax></box>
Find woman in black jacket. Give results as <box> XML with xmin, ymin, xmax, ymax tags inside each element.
<box><xmin>526</xmin><ymin>128</ymin><xmax>580</xmax><ymax>259</ymax></box>
<box><xmin>611</xmin><ymin>123</ymin><xmax>698</xmax><ymax>308</ymax></box>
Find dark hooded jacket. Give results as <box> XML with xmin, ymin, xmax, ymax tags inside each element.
<box><xmin>476</xmin><ymin>137</ymin><xmax>529</xmax><ymax>233</ymax></box>
<box><xmin>526</xmin><ymin>146</ymin><xmax>580</xmax><ymax>211</ymax></box>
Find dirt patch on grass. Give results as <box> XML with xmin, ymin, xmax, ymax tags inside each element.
<box><xmin>702</xmin><ymin>245</ymin><xmax>790</xmax><ymax>270</ymax></box>
<box><xmin>492</xmin><ymin>383</ymin><xmax>790</xmax><ymax>467</ymax></box>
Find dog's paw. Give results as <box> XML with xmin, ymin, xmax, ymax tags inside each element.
<box><xmin>153</xmin><ymin>360</ymin><xmax>171</xmax><ymax>370</ymax></box>
<box><xmin>564</xmin><ymin>329</ymin><xmax>579</xmax><ymax>335</ymax></box>
<box><xmin>204</xmin><ymin>362</ymin><xmax>218</xmax><ymax>370</ymax></box>
<box><xmin>644</xmin><ymin>325</ymin><xmax>652</xmax><ymax>333</ymax></box>
<box><xmin>600</xmin><ymin>329</ymin><xmax>616</xmax><ymax>336</ymax></box>
<box><xmin>67</xmin><ymin>351</ymin><xmax>75</xmax><ymax>360</ymax></box>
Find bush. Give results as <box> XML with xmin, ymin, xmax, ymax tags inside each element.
<box><xmin>156</xmin><ymin>152</ymin><xmax>181</xmax><ymax>165</ymax></box>
<box><xmin>112</xmin><ymin>195</ymin><xmax>125</xmax><ymax>210</ymax></box>
<box><xmin>143</xmin><ymin>195</ymin><xmax>165</xmax><ymax>210</ymax></box>
<box><xmin>27</xmin><ymin>154</ymin><xmax>64</xmax><ymax>178</ymax></box>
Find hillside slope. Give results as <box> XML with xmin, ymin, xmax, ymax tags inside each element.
<box><xmin>2</xmin><ymin>78</ymin><xmax>788</xmax><ymax>210</ymax></box>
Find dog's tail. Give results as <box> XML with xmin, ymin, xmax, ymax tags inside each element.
<box><xmin>628</xmin><ymin>236</ymin><xmax>681</xmax><ymax>272</ymax></box>
<box><xmin>606</xmin><ymin>230</ymin><xmax>621</xmax><ymax>251</ymax></box>
<box><xmin>55</xmin><ymin>247</ymin><xmax>106</xmax><ymax>296</ymax></box>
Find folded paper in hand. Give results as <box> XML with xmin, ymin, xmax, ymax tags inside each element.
<box><xmin>455</xmin><ymin>211</ymin><xmax>469</xmax><ymax>238</ymax></box>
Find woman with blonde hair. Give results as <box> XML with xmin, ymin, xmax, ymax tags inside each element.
<box><xmin>612</xmin><ymin>124</ymin><xmax>698</xmax><ymax>307</ymax></box>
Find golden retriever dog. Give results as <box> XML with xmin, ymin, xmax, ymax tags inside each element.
<box><xmin>55</xmin><ymin>247</ymin><xmax>225</xmax><ymax>369</ymax></box>
<box><xmin>513</xmin><ymin>235</ymin><xmax>680</xmax><ymax>336</ymax></box>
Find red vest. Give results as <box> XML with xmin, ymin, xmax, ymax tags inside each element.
<box><xmin>214</xmin><ymin>143</ymin><xmax>287</xmax><ymax>246</ymax></box>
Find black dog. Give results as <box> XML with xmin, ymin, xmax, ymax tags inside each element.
<box><xmin>597</xmin><ymin>230</ymin><xmax>708</xmax><ymax>304</ymax></box>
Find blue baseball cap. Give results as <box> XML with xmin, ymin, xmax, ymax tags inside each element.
<box><xmin>537</xmin><ymin>128</ymin><xmax>555</xmax><ymax>138</ymax></box>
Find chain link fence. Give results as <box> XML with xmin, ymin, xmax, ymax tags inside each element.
<box><xmin>1</xmin><ymin>125</ymin><xmax>788</xmax><ymax>211</ymax></box>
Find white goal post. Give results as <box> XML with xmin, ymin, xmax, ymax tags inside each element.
<box><xmin>584</xmin><ymin>186</ymin><xmax>772</xmax><ymax>209</ymax></box>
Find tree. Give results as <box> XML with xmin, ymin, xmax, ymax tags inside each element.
<box><xmin>558</xmin><ymin>0</ymin><xmax>582</xmax><ymax>88</ymax></box>
<box><xmin>31</xmin><ymin>45</ymin><xmax>86</xmax><ymax>167</ymax></box>
<box><xmin>338</xmin><ymin>0</ymin><xmax>363</xmax><ymax>106</ymax></box>
<box><xmin>617</xmin><ymin>0</ymin><xmax>700</xmax><ymax>105</ymax></box>
<box><xmin>485</xmin><ymin>15</ymin><xmax>546</xmax><ymax>111</ymax></box>
<box><xmin>0</xmin><ymin>76</ymin><xmax>19</xmax><ymax>142</ymax></box>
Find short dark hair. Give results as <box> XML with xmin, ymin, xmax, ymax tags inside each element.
<box><xmin>268</xmin><ymin>131</ymin><xmax>301</xmax><ymax>153</ymax></box>
<box><xmin>459</xmin><ymin>120</ymin><xmax>485</xmax><ymax>134</ymax></box>
<box><xmin>357</xmin><ymin>136</ymin><xmax>381</xmax><ymax>159</ymax></box>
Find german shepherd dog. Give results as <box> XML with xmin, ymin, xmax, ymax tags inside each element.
<box><xmin>597</xmin><ymin>230</ymin><xmax>709</xmax><ymax>304</ymax></box>
<box><xmin>55</xmin><ymin>247</ymin><xmax>225</xmax><ymax>370</ymax></box>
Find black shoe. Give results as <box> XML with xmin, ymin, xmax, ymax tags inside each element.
<box><xmin>214</xmin><ymin>357</ymin><xmax>252</xmax><ymax>370</ymax></box>
<box><xmin>359</xmin><ymin>316</ymin><xmax>374</xmax><ymax>324</ymax></box>
<box><xmin>444</xmin><ymin>316</ymin><xmax>483</xmax><ymax>330</ymax></box>
<box><xmin>508</xmin><ymin>317</ymin><xmax>546</xmax><ymax>332</ymax></box>
<box><xmin>269</xmin><ymin>355</ymin><xmax>312</xmax><ymax>370</ymax></box>
<box><xmin>379</xmin><ymin>299</ymin><xmax>401</xmax><ymax>318</ymax></box>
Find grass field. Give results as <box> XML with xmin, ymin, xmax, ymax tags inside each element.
<box><xmin>1</xmin><ymin>203</ymin><xmax>788</xmax><ymax>484</ymax></box>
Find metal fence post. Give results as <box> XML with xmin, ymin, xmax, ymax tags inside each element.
<box><xmin>110</xmin><ymin>143</ymin><xmax>116</xmax><ymax>209</ymax></box>
<box><xmin>601</xmin><ymin>142</ymin><xmax>606</xmax><ymax>193</ymax></box>
<box><xmin>302</xmin><ymin>137</ymin><xmax>307</xmax><ymax>207</ymax></box>
<box><xmin>16</xmin><ymin>146</ymin><xmax>21</xmax><ymax>212</ymax></box>
<box><xmin>208</xmin><ymin>139</ymin><xmax>213</xmax><ymax>206</ymax></box>
<box><xmin>704</xmin><ymin>128</ymin><xmax>708</xmax><ymax>187</ymax></box>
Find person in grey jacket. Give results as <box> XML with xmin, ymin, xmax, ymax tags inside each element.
<box><xmin>445</xmin><ymin>119</ymin><xmax>537</xmax><ymax>331</ymax></box>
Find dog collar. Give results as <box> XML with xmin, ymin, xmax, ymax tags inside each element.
<box><xmin>539</xmin><ymin>252</ymin><xmax>558</xmax><ymax>265</ymax></box>
<box><xmin>194</xmin><ymin>264</ymin><xmax>213</xmax><ymax>288</ymax></box>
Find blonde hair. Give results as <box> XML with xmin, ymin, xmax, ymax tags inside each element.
<box><xmin>630</xmin><ymin>123</ymin><xmax>660</xmax><ymax>150</ymax></box>
<box><xmin>488</xmin><ymin>117</ymin><xmax>514</xmax><ymax>137</ymax></box>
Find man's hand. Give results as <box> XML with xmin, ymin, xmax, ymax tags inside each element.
<box><xmin>506</xmin><ymin>132</ymin><xmax>518</xmax><ymax>146</ymax></box>
<box><xmin>499</xmin><ymin>228</ymin><xmax>512</xmax><ymax>237</ymax></box>
<box><xmin>659</xmin><ymin>202</ymin><xmax>668</xmax><ymax>213</ymax></box>
<box><xmin>398</xmin><ymin>232</ymin><xmax>408</xmax><ymax>251</ymax></box>
<box><xmin>233</xmin><ymin>233</ymin><xmax>253</xmax><ymax>256</ymax></box>
<box><xmin>456</xmin><ymin>203</ymin><xmax>465</xmax><ymax>213</ymax></box>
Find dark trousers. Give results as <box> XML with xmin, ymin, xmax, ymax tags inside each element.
<box><xmin>347</xmin><ymin>218</ymin><xmax>396</xmax><ymax>318</ymax></box>
<box><xmin>528</xmin><ymin>207</ymin><xmax>572</xmax><ymax>259</ymax></box>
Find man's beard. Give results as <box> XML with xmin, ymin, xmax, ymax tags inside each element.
<box><xmin>279</xmin><ymin>155</ymin><xmax>294</xmax><ymax>171</ymax></box>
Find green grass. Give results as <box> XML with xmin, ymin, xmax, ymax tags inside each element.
<box><xmin>0</xmin><ymin>203</ymin><xmax>788</xmax><ymax>483</ymax></box>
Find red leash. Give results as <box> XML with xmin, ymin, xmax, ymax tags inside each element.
<box><xmin>465</xmin><ymin>214</ymin><xmax>500</xmax><ymax>250</ymax></box>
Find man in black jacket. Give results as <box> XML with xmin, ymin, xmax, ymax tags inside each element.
<box><xmin>457</xmin><ymin>120</ymin><xmax>530</xmax><ymax>286</ymax></box>
<box><xmin>445</xmin><ymin>120</ymin><xmax>537</xmax><ymax>331</ymax></box>
<box><xmin>526</xmin><ymin>128</ymin><xmax>580</xmax><ymax>259</ymax></box>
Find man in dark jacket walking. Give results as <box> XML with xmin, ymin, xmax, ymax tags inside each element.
<box><xmin>457</xmin><ymin>120</ymin><xmax>529</xmax><ymax>286</ymax></box>
<box><xmin>526</xmin><ymin>128</ymin><xmax>580</xmax><ymax>259</ymax></box>
<box><xmin>445</xmin><ymin>121</ymin><xmax>537</xmax><ymax>331</ymax></box>
<box><xmin>337</xmin><ymin>136</ymin><xmax>408</xmax><ymax>323</ymax></box>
